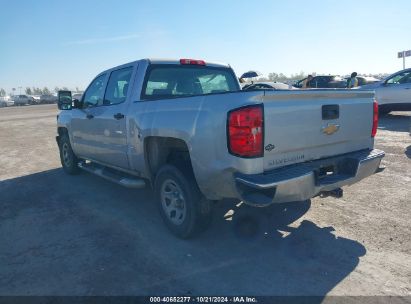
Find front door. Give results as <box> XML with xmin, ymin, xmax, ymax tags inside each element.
<box><xmin>71</xmin><ymin>73</ymin><xmax>107</xmax><ymax>159</ymax></box>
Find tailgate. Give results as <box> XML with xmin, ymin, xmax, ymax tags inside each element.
<box><xmin>262</xmin><ymin>90</ymin><xmax>375</xmax><ymax>171</ymax></box>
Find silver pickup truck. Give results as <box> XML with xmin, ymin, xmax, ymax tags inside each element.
<box><xmin>56</xmin><ymin>58</ymin><xmax>384</xmax><ymax>238</ymax></box>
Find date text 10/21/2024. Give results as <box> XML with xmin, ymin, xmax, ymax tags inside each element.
<box><xmin>149</xmin><ymin>297</ymin><xmax>257</xmax><ymax>303</ymax></box>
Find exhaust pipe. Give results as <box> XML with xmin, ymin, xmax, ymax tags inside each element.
<box><xmin>319</xmin><ymin>188</ymin><xmax>343</xmax><ymax>198</ymax></box>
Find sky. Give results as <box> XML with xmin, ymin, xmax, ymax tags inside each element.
<box><xmin>1</xmin><ymin>0</ymin><xmax>411</xmax><ymax>93</ymax></box>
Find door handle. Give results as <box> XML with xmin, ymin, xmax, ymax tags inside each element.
<box><xmin>114</xmin><ymin>113</ymin><xmax>125</xmax><ymax>120</ymax></box>
<box><xmin>322</xmin><ymin>105</ymin><xmax>339</xmax><ymax>120</ymax></box>
<box><xmin>86</xmin><ymin>114</ymin><xmax>94</xmax><ymax>119</ymax></box>
<box><xmin>405</xmin><ymin>87</ymin><xmax>410</xmax><ymax>90</ymax></box>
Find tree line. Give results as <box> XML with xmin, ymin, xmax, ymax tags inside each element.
<box><xmin>0</xmin><ymin>87</ymin><xmax>82</xmax><ymax>97</ymax></box>
<box><xmin>258</xmin><ymin>72</ymin><xmax>390</xmax><ymax>83</ymax></box>
<box><xmin>265</xmin><ymin>71</ymin><xmax>307</xmax><ymax>83</ymax></box>
<box><xmin>24</xmin><ymin>87</ymin><xmax>80</xmax><ymax>95</ymax></box>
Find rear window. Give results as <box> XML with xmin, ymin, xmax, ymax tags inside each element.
<box><xmin>142</xmin><ymin>65</ymin><xmax>239</xmax><ymax>100</ymax></box>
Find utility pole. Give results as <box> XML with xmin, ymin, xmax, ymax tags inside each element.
<box><xmin>402</xmin><ymin>51</ymin><xmax>405</xmax><ymax>69</ymax></box>
<box><xmin>403</xmin><ymin>51</ymin><xmax>405</xmax><ymax>70</ymax></box>
<box><xmin>398</xmin><ymin>50</ymin><xmax>410</xmax><ymax>70</ymax></box>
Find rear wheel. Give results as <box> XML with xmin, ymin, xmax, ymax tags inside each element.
<box><xmin>58</xmin><ymin>134</ymin><xmax>80</xmax><ymax>175</ymax></box>
<box><xmin>155</xmin><ymin>165</ymin><xmax>212</xmax><ymax>239</ymax></box>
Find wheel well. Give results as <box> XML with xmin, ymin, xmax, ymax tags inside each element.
<box><xmin>57</xmin><ymin>127</ymin><xmax>68</xmax><ymax>137</ymax></box>
<box><xmin>145</xmin><ymin>137</ymin><xmax>193</xmax><ymax>179</ymax></box>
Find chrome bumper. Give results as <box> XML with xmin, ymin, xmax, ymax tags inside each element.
<box><xmin>235</xmin><ymin>149</ymin><xmax>385</xmax><ymax>207</ymax></box>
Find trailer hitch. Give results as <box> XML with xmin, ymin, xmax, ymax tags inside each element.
<box><xmin>319</xmin><ymin>188</ymin><xmax>343</xmax><ymax>198</ymax></box>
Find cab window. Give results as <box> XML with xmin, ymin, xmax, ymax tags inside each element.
<box><xmin>82</xmin><ymin>74</ymin><xmax>106</xmax><ymax>107</ymax></box>
<box><xmin>198</xmin><ymin>74</ymin><xmax>230</xmax><ymax>93</ymax></box>
<box><xmin>103</xmin><ymin>67</ymin><xmax>133</xmax><ymax>105</ymax></box>
<box><xmin>386</xmin><ymin>71</ymin><xmax>411</xmax><ymax>85</ymax></box>
<box><xmin>142</xmin><ymin>65</ymin><xmax>239</xmax><ymax>100</ymax></box>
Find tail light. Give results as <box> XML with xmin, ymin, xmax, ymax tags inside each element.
<box><xmin>371</xmin><ymin>100</ymin><xmax>378</xmax><ymax>137</ymax></box>
<box><xmin>227</xmin><ymin>104</ymin><xmax>264</xmax><ymax>158</ymax></box>
<box><xmin>180</xmin><ymin>58</ymin><xmax>206</xmax><ymax>65</ymax></box>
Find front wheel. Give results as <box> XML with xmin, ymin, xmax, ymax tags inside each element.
<box><xmin>58</xmin><ymin>134</ymin><xmax>80</xmax><ymax>175</ymax></box>
<box><xmin>154</xmin><ymin>165</ymin><xmax>212</xmax><ymax>239</ymax></box>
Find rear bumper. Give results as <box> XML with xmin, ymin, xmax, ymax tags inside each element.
<box><xmin>235</xmin><ymin>149</ymin><xmax>385</xmax><ymax>207</ymax></box>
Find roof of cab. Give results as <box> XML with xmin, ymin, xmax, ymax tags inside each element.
<box><xmin>146</xmin><ymin>58</ymin><xmax>230</xmax><ymax>68</ymax></box>
<box><xmin>98</xmin><ymin>58</ymin><xmax>231</xmax><ymax>77</ymax></box>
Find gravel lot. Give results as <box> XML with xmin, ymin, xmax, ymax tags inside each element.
<box><xmin>0</xmin><ymin>104</ymin><xmax>410</xmax><ymax>297</ymax></box>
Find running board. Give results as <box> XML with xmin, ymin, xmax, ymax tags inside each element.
<box><xmin>78</xmin><ymin>162</ymin><xmax>145</xmax><ymax>189</ymax></box>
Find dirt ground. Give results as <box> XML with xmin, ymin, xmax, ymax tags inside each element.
<box><xmin>0</xmin><ymin>104</ymin><xmax>410</xmax><ymax>298</ymax></box>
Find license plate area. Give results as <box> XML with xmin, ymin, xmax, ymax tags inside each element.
<box><xmin>315</xmin><ymin>165</ymin><xmax>336</xmax><ymax>181</ymax></box>
<box><xmin>314</xmin><ymin>157</ymin><xmax>359</xmax><ymax>186</ymax></box>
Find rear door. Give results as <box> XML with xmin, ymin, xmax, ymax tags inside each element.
<box><xmin>83</xmin><ymin>66</ymin><xmax>135</xmax><ymax>169</ymax></box>
<box><xmin>262</xmin><ymin>90</ymin><xmax>375</xmax><ymax>171</ymax></box>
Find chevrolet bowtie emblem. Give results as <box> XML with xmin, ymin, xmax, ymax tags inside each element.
<box><xmin>322</xmin><ymin>123</ymin><xmax>340</xmax><ymax>135</ymax></box>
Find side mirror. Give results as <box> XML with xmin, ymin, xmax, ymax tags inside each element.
<box><xmin>58</xmin><ymin>90</ymin><xmax>72</xmax><ymax>110</ymax></box>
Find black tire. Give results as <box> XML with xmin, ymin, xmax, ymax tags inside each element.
<box><xmin>154</xmin><ymin>165</ymin><xmax>212</xmax><ymax>239</ymax></box>
<box><xmin>58</xmin><ymin>134</ymin><xmax>80</xmax><ymax>175</ymax></box>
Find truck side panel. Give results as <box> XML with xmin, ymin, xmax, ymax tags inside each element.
<box><xmin>127</xmin><ymin>91</ymin><xmax>265</xmax><ymax>200</ymax></box>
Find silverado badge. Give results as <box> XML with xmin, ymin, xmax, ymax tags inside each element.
<box><xmin>265</xmin><ymin>144</ymin><xmax>275</xmax><ymax>152</ymax></box>
<box><xmin>322</xmin><ymin>123</ymin><xmax>340</xmax><ymax>135</ymax></box>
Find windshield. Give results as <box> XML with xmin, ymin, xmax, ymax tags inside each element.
<box><xmin>142</xmin><ymin>65</ymin><xmax>240</xmax><ymax>100</ymax></box>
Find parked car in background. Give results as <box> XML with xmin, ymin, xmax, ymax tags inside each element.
<box><xmin>359</xmin><ymin>68</ymin><xmax>411</xmax><ymax>114</ymax></box>
<box><xmin>342</xmin><ymin>76</ymin><xmax>380</xmax><ymax>88</ymax></box>
<box><xmin>242</xmin><ymin>81</ymin><xmax>296</xmax><ymax>90</ymax></box>
<box><xmin>72</xmin><ymin>93</ymin><xmax>83</xmax><ymax>100</ymax></box>
<box><xmin>295</xmin><ymin>75</ymin><xmax>346</xmax><ymax>88</ymax></box>
<box><xmin>12</xmin><ymin>95</ymin><xmax>34</xmax><ymax>106</ymax></box>
<box><xmin>0</xmin><ymin>96</ymin><xmax>14</xmax><ymax>107</ymax></box>
<box><xmin>39</xmin><ymin>94</ymin><xmax>58</xmax><ymax>104</ymax></box>
<box><xmin>356</xmin><ymin>76</ymin><xmax>380</xmax><ymax>86</ymax></box>
<box><xmin>31</xmin><ymin>95</ymin><xmax>41</xmax><ymax>104</ymax></box>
